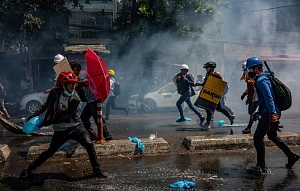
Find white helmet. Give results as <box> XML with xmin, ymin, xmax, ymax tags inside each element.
<box><xmin>242</xmin><ymin>62</ymin><xmax>247</xmax><ymax>71</ymax></box>
<box><xmin>54</xmin><ymin>54</ymin><xmax>64</xmax><ymax>63</ymax></box>
<box><xmin>180</xmin><ymin>64</ymin><xmax>189</xmax><ymax>70</ymax></box>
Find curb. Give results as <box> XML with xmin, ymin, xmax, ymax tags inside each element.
<box><xmin>27</xmin><ymin>137</ymin><xmax>170</xmax><ymax>160</ymax></box>
<box><xmin>0</xmin><ymin>144</ymin><xmax>11</xmax><ymax>162</ymax></box>
<box><xmin>182</xmin><ymin>132</ymin><xmax>300</xmax><ymax>151</ymax></box>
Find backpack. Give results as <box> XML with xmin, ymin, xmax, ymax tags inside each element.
<box><xmin>75</xmin><ymin>86</ymin><xmax>87</xmax><ymax>102</ymax></box>
<box><xmin>113</xmin><ymin>81</ymin><xmax>121</xmax><ymax>96</ymax></box>
<box><xmin>0</xmin><ymin>83</ymin><xmax>6</xmax><ymax>98</ymax></box>
<box><xmin>176</xmin><ymin>74</ymin><xmax>189</xmax><ymax>94</ymax></box>
<box><xmin>264</xmin><ymin>61</ymin><xmax>292</xmax><ymax>111</ymax></box>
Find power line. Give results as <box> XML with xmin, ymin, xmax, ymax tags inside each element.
<box><xmin>241</xmin><ymin>3</ymin><xmax>300</xmax><ymax>15</ymax></box>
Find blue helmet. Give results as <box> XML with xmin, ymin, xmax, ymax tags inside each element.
<box><xmin>246</xmin><ymin>57</ymin><xmax>262</xmax><ymax>69</ymax></box>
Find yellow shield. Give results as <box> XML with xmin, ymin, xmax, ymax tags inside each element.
<box><xmin>194</xmin><ymin>75</ymin><xmax>227</xmax><ymax>111</ymax></box>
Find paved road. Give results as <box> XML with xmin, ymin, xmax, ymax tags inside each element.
<box><xmin>0</xmin><ymin>110</ymin><xmax>300</xmax><ymax>190</ymax></box>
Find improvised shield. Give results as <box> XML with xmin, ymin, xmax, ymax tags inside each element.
<box><xmin>194</xmin><ymin>75</ymin><xmax>227</xmax><ymax>111</ymax></box>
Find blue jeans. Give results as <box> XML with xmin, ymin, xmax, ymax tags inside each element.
<box><xmin>176</xmin><ymin>93</ymin><xmax>203</xmax><ymax>118</ymax></box>
<box><xmin>254</xmin><ymin>115</ymin><xmax>295</xmax><ymax>168</ymax></box>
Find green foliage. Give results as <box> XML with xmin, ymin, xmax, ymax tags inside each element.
<box><xmin>0</xmin><ymin>0</ymin><xmax>91</xmax><ymax>51</ymax></box>
<box><xmin>113</xmin><ymin>0</ymin><xmax>227</xmax><ymax>56</ymax></box>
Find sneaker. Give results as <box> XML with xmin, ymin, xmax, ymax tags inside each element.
<box><xmin>286</xmin><ymin>154</ymin><xmax>300</xmax><ymax>168</ymax></box>
<box><xmin>91</xmin><ymin>134</ymin><xmax>99</xmax><ymax>141</ymax></box>
<box><xmin>200</xmin><ymin>122</ymin><xmax>210</xmax><ymax>131</ymax></box>
<box><xmin>176</xmin><ymin>117</ymin><xmax>186</xmax><ymax>122</ymax></box>
<box><xmin>247</xmin><ymin>165</ymin><xmax>270</xmax><ymax>178</ymax></box>
<box><xmin>19</xmin><ymin>168</ymin><xmax>32</xmax><ymax>181</ymax></box>
<box><xmin>242</xmin><ymin>128</ymin><xmax>251</xmax><ymax>134</ymax></box>
<box><xmin>93</xmin><ymin>168</ymin><xmax>108</xmax><ymax>178</ymax></box>
<box><xmin>105</xmin><ymin>135</ymin><xmax>113</xmax><ymax>141</ymax></box>
<box><xmin>228</xmin><ymin>115</ymin><xmax>234</xmax><ymax>125</ymax></box>
<box><xmin>199</xmin><ymin>116</ymin><xmax>205</xmax><ymax>126</ymax></box>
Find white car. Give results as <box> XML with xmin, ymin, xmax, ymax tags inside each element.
<box><xmin>19</xmin><ymin>89</ymin><xmax>50</xmax><ymax>114</ymax></box>
<box><xmin>127</xmin><ymin>83</ymin><xmax>202</xmax><ymax>112</ymax></box>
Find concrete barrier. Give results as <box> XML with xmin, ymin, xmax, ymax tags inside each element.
<box><xmin>27</xmin><ymin>137</ymin><xmax>170</xmax><ymax>160</ymax></box>
<box><xmin>0</xmin><ymin>144</ymin><xmax>11</xmax><ymax>162</ymax></box>
<box><xmin>182</xmin><ymin>132</ymin><xmax>300</xmax><ymax>151</ymax></box>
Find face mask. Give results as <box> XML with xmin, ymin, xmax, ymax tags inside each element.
<box><xmin>63</xmin><ymin>85</ymin><xmax>74</xmax><ymax>97</ymax></box>
<box><xmin>248</xmin><ymin>71</ymin><xmax>256</xmax><ymax>78</ymax></box>
<box><xmin>64</xmin><ymin>89</ymin><xmax>74</xmax><ymax>97</ymax></box>
<box><xmin>244</xmin><ymin>71</ymin><xmax>248</xmax><ymax>75</ymax></box>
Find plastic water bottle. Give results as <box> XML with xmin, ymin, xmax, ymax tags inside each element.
<box><xmin>149</xmin><ymin>134</ymin><xmax>155</xmax><ymax>140</ymax></box>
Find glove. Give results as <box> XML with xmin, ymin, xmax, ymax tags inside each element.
<box><xmin>241</xmin><ymin>93</ymin><xmax>247</xmax><ymax>100</ymax></box>
<box><xmin>194</xmin><ymin>82</ymin><xmax>203</xmax><ymax>86</ymax></box>
<box><xmin>269</xmin><ymin>113</ymin><xmax>283</xmax><ymax>132</ymax></box>
<box><xmin>251</xmin><ymin>112</ymin><xmax>260</xmax><ymax>122</ymax></box>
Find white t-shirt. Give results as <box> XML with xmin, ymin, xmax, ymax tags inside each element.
<box><xmin>53</xmin><ymin>95</ymin><xmax>78</xmax><ymax>131</ymax></box>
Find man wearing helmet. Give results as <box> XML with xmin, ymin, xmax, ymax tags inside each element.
<box><xmin>105</xmin><ymin>69</ymin><xmax>128</xmax><ymax>120</ymax></box>
<box><xmin>245</xmin><ymin>57</ymin><xmax>299</xmax><ymax>177</ymax></box>
<box><xmin>19</xmin><ymin>71</ymin><xmax>107</xmax><ymax>181</ymax></box>
<box><xmin>195</xmin><ymin>61</ymin><xmax>234</xmax><ymax>130</ymax></box>
<box><xmin>173</xmin><ymin>64</ymin><xmax>205</xmax><ymax>124</ymax></box>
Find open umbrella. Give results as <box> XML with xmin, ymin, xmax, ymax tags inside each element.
<box><xmin>85</xmin><ymin>48</ymin><xmax>110</xmax><ymax>144</ymax></box>
<box><xmin>85</xmin><ymin>48</ymin><xmax>110</xmax><ymax>101</ymax></box>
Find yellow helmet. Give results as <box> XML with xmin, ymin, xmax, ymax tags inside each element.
<box><xmin>108</xmin><ymin>70</ymin><xmax>115</xmax><ymax>76</ymax></box>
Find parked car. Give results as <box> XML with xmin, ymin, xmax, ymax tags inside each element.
<box><xmin>19</xmin><ymin>89</ymin><xmax>50</xmax><ymax>114</ymax></box>
<box><xmin>127</xmin><ymin>83</ymin><xmax>202</xmax><ymax>113</ymax></box>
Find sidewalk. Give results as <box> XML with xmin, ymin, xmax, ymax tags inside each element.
<box><xmin>1</xmin><ymin>132</ymin><xmax>300</xmax><ymax>161</ymax></box>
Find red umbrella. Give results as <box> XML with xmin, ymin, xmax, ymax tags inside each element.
<box><xmin>85</xmin><ymin>48</ymin><xmax>110</xmax><ymax>144</ymax></box>
<box><xmin>85</xmin><ymin>48</ymin><xmax>110</xmax><ymax>101</ymax></box>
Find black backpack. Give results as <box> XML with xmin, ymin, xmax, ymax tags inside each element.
<box><xmin>264</xmin><ymin>61</ymin><xmax>292</xmax><ymax>111</ymax></box>
<box><xmin>75</xmin><ymin>86</ymin><xmax>87</xmax><ymax>102</ymax></box>
<box><xmin>176</xmin><ymin>74</ymin><xmax>190</xmax><ymax>94</ymax></box>
<box><xmin>113</xmin><ymin>81</ymin><xmax>121</xmax><ymax>96</ymax></box>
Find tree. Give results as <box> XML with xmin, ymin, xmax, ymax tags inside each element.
<box><xmin>113</xmin><ymin>0</ymin><xmax>227</xmax><ymax>56</ymax></box>
<box><xmin>0</xmin><ymin>0</ymin><xmax>92</xmax><ymax>52</ymax></box>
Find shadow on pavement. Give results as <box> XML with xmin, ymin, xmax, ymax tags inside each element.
<box><xmin>0</xmin><ymin>172</ymin><xmax>95</xmax><ymax>190</ymax></box>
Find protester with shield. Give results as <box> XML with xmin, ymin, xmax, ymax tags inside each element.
<box><xmin>19</xmin><ymin>71</ymin><xmax>107</xmax><ymax>181</ymax></box>
<box><xmin>195</xmin><ymin>61</ymin><xmax>234</xmax><ymax>131</ymax></box>
<box><xmin>70</xmin><ymin>61</ymin><xmax>112</xmax><ymax>141</ymax></box>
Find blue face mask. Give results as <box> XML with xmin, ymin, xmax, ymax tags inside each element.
<box><xmin>64</xmin><ymin>89</ymin><xmax>74</xmax><ymax>97</ymax></box>
<box><xmin>244</xmin><ymin>71</ymin><xmax>248</xmax><ymax>75</ymax></box>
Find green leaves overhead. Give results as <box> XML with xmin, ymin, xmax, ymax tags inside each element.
<box><xmin>114</xmin><ymin>0</ymin><xmax>226</xmax><ymax>40</ymax></box>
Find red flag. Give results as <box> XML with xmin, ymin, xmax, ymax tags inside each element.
<box><xmin>85</xmin><ymin>48</ymin><xmax>110</xmax><ymax>101</ymax></box>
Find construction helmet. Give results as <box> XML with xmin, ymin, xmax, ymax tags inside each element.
<box><xmin>203</xmin><ymin>61</ymin><xmax>216</xmax><ymax>68</ymax></box>
<box><xmin>108</xmin><ymin>70</ymin><xmax>115</xmax><ymax>76</ymax></box>
<box><xmin>54</xmin><ymin>54</ymin><xmax>64</xmax><ymax>63</ymax></box>
<box><xmin>246</xmin><ymin>57</ymin><xmax>262</xmax><ymax>69</ymax></box>
<box><xmin>56</xmin><ymin>71</ymin><xmax>78</xmax><ymax>87</ymax></box>
<box><xmin>242</xmin><ymin>62</ymin><xmax>247</xmax><ymax>71</ymax></box>
<box><xmin>180</xmin><ymin>64</ymin><xmax>189</xmax><ymax>70</ymax></box>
